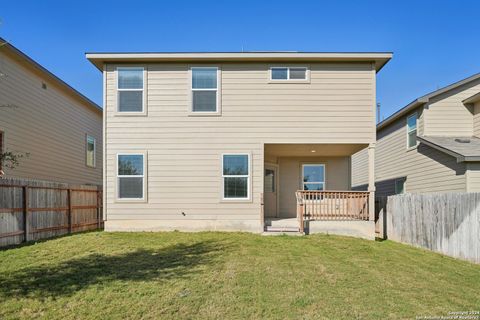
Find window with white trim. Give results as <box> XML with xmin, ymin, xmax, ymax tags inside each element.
<box><xmin>302</xmin><ymin>164</ymin><xmax>325</xmax><ymax>191</ymax></box>
<box><xmin>86</xmin><ymin>135</ymin><xmax>96</xmax><ymax>168</ymax></box>
<box><xmin>117</xmin><ymin>154</ymin><xmax>145</xmax><ymax>199</ymax></box>
<box><xmin>407</xmin><ymin>113</ymin><xmax>417</xmax><ymax>148</ymax></box>
<box><xmin>117</xmin><ymin>67</ymin><xmax>144</xmax><ymax>112</ymax></box>
<box><xmin>222</xmin><ymin>154</ymin><xmax>249</xmax><ymax>199</ymax></box>
<box><xmin>191</xmin><ymin>67</ymin><xmax>218</xmax><ymax>112</ymax></box>
<box><xmin>271</xmin><ymin>67</ymin><xmax>307</xmax><ymax>80</ymax></box>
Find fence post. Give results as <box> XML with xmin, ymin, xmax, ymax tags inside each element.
<box><xmin>22</xmin><ymin>186</ymin><xmax>29</xmax><ymax>242</ymax></box>
<box><xmin>96</xmin><ymin>190</ymin><xmax>101</xmax><ymax>229</ymax></box>
<box><xmin>67</xmin><ymin>189</ymin><xmax>72</xmax><ymax>234</ymax></box>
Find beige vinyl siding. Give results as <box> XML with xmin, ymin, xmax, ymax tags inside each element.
<box><xmin>104</xmin><ymin>62</ymin><xmax>376</xmax><ymax>229</ymax></box>
<box><xmin>353</xmin><ymin>103</ymin><xmax>468</xmax><ymax>195</ymax></box>
<box><xmin>423</xmin><ymin>79</ymin><xmax>480</xmax><ymax>136</ymax></box>
<box><xmin>466</xmin><ymin>163</ymin><xmax>480</xmax><ymax>192</ymax></box>
<box><xmin>351</xmin><ymin>148</ymin><xmax>368</xmax><ymax>188</ymax></box>
<box><xmin>0</xmin><ymin>51</ymin><xmax>102</xmax><ymax>185</ymax></box>
<box><xmin>375</xmin><ymin>112</ymin><xmax>466</xmax><ymax>195</ymax></box>
<box><xmin>278</xmin><ymin>156</ymin><xmax>350</xmax><ymax>218</ymax></box>
<box><xmin>473</xmin><ymin>102</ymin><xmax>480</xmax><ymax>137</ymax></box>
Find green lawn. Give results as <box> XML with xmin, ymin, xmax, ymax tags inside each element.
<box><xmin>0</xmin><ymin>232</ymin><xmax>479</xmax><ymax>319</ymax></box>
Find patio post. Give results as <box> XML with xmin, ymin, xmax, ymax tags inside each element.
<box><xmin>368</xmin><ymin>142</ymin><xmax>376</xmax><ymax>221</ymax></box>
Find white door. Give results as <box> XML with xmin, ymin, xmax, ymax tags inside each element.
<box><xmin>264</xmin><ymin>164</ymin><xmax>278</xmax><ymax>218</ymax></box>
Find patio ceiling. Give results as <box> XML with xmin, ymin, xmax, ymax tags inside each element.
<box><xmin>264</xmin><ymin>143</ymin><xmax>367</xmax><ymax>157</ymax></box>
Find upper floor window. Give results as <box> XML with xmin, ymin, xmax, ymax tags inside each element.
<box><xmin>407</xmin><ymin>113</ymin><xmax>417</xmax><ymax>149</ymax></box>
<box><xmin>86</xmin><ymin>135</ymin><xmax>96</xmax><ymax>168</ymax></box>
<box><xmin>271</xmin><ymin>67</ymin><xmax>307</xmax><ymax>81</ymax></box>
<box><xmin>117</xmin><ymin>67</ymin><xmax>144</xmax><ymax>113</ymax></box>
<box><xmin>191</xmin><ymin>67</ymin><xmax>219</xmax><ymax>113</ymax></box>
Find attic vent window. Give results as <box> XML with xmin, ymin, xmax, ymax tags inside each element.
<box><xmin>455</xmin><ymin>138</ymin><xmax>470</xmax><ymax>143</ymax></box>
<box><xmin>42</xmin><ymin>82</ymin><xmax>47</xmax><ymax>89</ymax></box>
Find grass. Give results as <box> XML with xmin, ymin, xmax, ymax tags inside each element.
<box><xmin>0</xmin><ymin>232</ymin><xmax>479</xmax><ymax>319</ymax></box>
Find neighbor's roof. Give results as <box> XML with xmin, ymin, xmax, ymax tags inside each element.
<box><xmin>417</xmin><ymin>136</ymin><xmax>480</xmax><ymax>162</ymax></box>
<box><xmin>0</xmin><ymin>37</ymin><xmax>101</xmax><ymax>114</ymax></box>
<box><xmin>86</xmin><ymin>51</ymin><xmax>392</xmax><ymax>72</ymax></box>
<box><xmin>377</xmin><ymin>72</ymin><xmax>480</xmax><ymax>131</ymax></box>
<box><xmin>463</xmin><ymin>92</ymin><xmax>480</xmax><ymax>104</ymax></box>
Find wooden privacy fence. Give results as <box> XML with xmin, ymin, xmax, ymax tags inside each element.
<box><xmin>0</xmin><ymin>178</ymin><xmax>102</xmax><ymax>247</ymax></box>
<box><xmin>386</xmin><ymin>193</ymin><xmax>480</xmax><ymax>264</ymax></box>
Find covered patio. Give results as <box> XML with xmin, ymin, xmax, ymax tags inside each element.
<box><xmin>262</xmin><ymin>143</ymin><xmax>375</xmax><ymax>239</ymax></box>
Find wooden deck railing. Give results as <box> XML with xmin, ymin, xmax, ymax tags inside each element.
<box><xmin>296</xmin><ymin>190</ymin><xmax>370</xmax><ymax>224</ymax></box>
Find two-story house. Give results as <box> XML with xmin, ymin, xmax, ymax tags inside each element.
<box><xmin>352</xmin><ymin>72</ymin><xmax>480</xmax><ymax>195</ymax></box>
<box><xmin>0</xmin><ymin>38</ymin><xmax>102</xmax><ymax>185</ymax></box>
<box><xmin>87</xmin><ymin>52</ymin><xmax>392</xmax><ymax>238</ymax></box>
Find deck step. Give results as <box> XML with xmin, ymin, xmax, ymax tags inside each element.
<box><xmin>264</xmin><ymin>218</ymin><xmax>299</xmax><ymax>228</ymax></box>
<box><xmin>262</xmin><ymin>230</ymin><xmax>304</xmax><ymax>236</ymax></box>
<box><xmin>264</xmin><ymin>226</ymin><xmax>300</xmax><ymax>233</ymax></box>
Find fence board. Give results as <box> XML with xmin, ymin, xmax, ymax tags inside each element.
<box><xmin>386</xmin><ymin>193</ymin><xmax>480</xmax><ymax>264</ymax></box>
<box><xmin>0</xmin><ymin>178</ymin><xmax>102</xmax><ymax>247</ymax></box>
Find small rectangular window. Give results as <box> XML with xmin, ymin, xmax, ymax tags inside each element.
<box><xmin>117</xmin><ymin>67</ymin><xmax>144</xmax><ymax>113</ymax></box>
<box><xmin>407</xmin><ymin>113</ymin><xmax>417</xmax><ymax>149</ymax></box>
<box><xmin>302</xmin><ymin>164</ymin><xmax>325</xmax><ymax>191</ymax></box>
<box><xmin>222</xmin><ymin>154</ymin><xmax>250</xmax><ymax>200</ymax></box>
<box><xmin>117</xmin><ymin>154</ymin><xmax>145</xmax><ymax>199</ymax></box>
<box><xmin>264</xmin><ymin>169</ymin><xmax>275</xmax><ymax>193</ymax></box>
<box><xmin>192</xmin><ymin>67</ymin><xmax>218</xmax><ymax>112</ymax></box>
<box><xmin>395</xmin><ymin>178</ymin><xmax>405</xmax><ymax>194</ymax></box>
<box><xmin>271</xmin><ymin>67</ymin><xmax>307</xmax><ymax>81</ymax></box>
<box><xmin>271</xmin><ymin>67</ymin><xmax>288</xmax><ymax>80</ymax></box>
<box><xmin>86</xmin><ymin>135</ymin><xmax>96</xmax><ymax>168</ymax></box>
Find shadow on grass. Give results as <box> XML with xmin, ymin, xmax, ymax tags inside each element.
<box><xmin>0</xmin><ymin>240</ymin><xmax>226</xmax><ymax>299</ymax></box>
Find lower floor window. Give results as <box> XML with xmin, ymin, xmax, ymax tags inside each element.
<box><xmin>117</xmin><ymin>154</ymin><xmax>145</xmax><ymax>199</ymax></box>
<box><xmin>302</xmin><ymin>164</ymin><xmax>325</xmax><ymax>191</ymax></box>
<box><xmin>222</xmin><ymin>154</ymin><xmax>249</xmax><ymax>199</ymax></box>
<box><xmin>395</xmin><ymin>178</ymin><xmax>405</xmax><ymax>194</ymax></box>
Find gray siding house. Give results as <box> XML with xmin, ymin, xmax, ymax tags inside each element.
<box><xmin>87</xmin><ymin>52</ymin><xmax>392</xmax><ymax>238</ymax></box>
<box><xmin>352</xmin><ymin>73</ymin><xmax>480</xmax><ymax>195</ymax></box>
<box><xmin>0</xmin><ymin>38</ymin><xmax>102</xmax><ymax>185</ymax></box>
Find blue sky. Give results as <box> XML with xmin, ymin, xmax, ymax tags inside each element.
<box><xmin>1</xmin><ymin>0</ymin><xmax>479</xmax><ymax>119</ymax></box>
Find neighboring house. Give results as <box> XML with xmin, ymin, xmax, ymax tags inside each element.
<box><xmin>0</xmin><ymin>38</ymin><xmax>102</xmax><ymax>185</ymax></box>
<box><xmin>352</xmin><ymin>72</ymin><xmax>480</xmax><ymax>196</ymax></box>
<box><xmin>86</xmin><ymin>52</ymin><xmax>392</xmax><ymax>237</ymax></box>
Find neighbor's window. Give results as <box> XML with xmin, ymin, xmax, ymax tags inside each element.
<box><xmin>117</xmin><ymin>154</ymin><xmax>145</xmax><ymax>199</ymax></box>
<box><xmin>407</xmin><ymin>113</ymin><xmax>417</xmax><ymax>148</ymax></box>
<box><xmin>222</xmin><ymin>154</ymin><xmax>250</xmax><ymax>199</ymax></box>
<box><xmin>395</xmin><ymin>178</ymin><xmax>405</xmax><ymax>194</ymax></box>
<box><xmin>191</xmin><ymin>67</ymin><xmax>218</xmax><ymax>112</ymax></box>
<box><xmin>302</xmin><ymin>164</ymin><xmax>325</xmax><ymax>191</ymax></box>
<box><xmin>271</xmin><ymin>67</ymin><xmax>307</xmax><ymax>80</ymax></box>
<box><xmin>86</xmin><ymin>135</ymin><xmax>96</xmax><ymax>168</ymax></box>
<box><xmin>117</xmin><ymin>67</ymin><xmax>144</xmax><ymax>112</ymax></box>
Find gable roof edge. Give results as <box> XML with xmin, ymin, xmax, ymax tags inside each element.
<box><xmin>377</xmin><ymin>72</ymin><xmax>480</xmax><ymax>131</ymax></box>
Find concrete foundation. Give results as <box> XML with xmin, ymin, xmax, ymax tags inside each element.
<box><xmin>306</xmin><ymin>220</ymin><xmax>375</xmax><ymax>240</ymax></box>
<box><xmin>104</xmin><ymin>219</ymin><xmax>262</xmax><ymax>233</ymax></box>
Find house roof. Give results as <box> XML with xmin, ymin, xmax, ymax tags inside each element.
<box><xmin>0</xmin><ymin>37</ymin><xmax>102</xmax><ymax>114</ymax></box>
<box><xmin>377</xmin><ymin>72</ymin><xmax>480</xmax><ymax>131</ymax></box>
<box><xmin>85</xmin><ymin>51</ymin><xmax>392</xmax><ymax>72</ymax></box>
<box><xmin>417</xmin><ymin>136</ymin><xmax>480</xmax><ymax>162</ymax></box>
<box><xmin>463</xmin><ymin>92</ymin><xmax>480</xmax><ymax>104</ymax></box>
